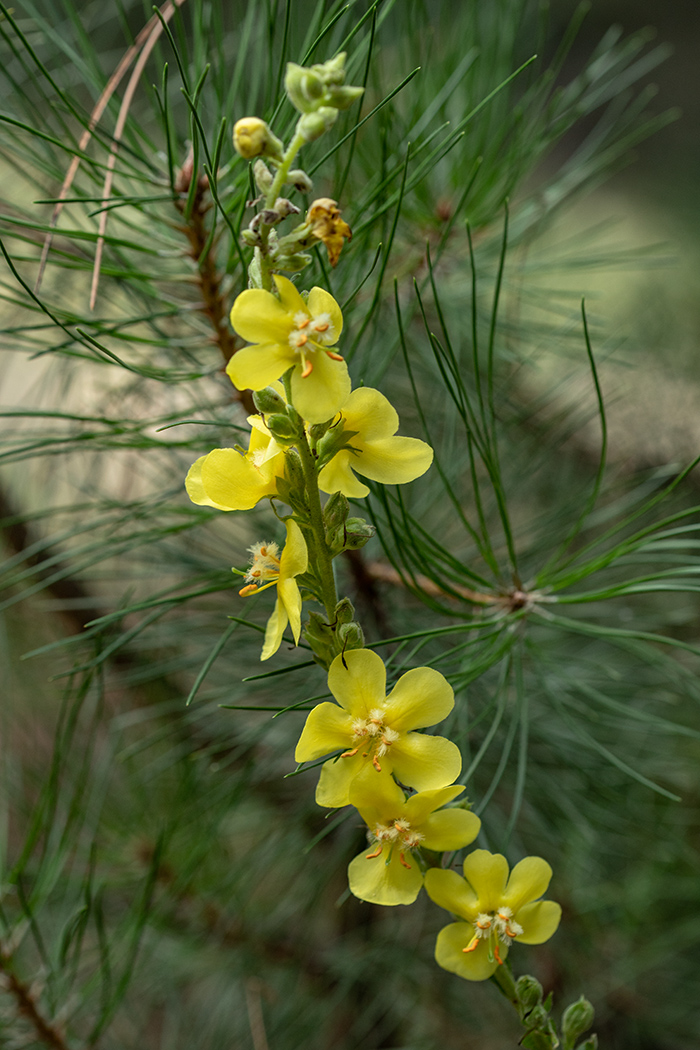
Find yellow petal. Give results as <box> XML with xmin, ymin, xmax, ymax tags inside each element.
<box><xmin>277</xmin><ymin>577</ymin><xmax>302</xmax><ymax>644</ymax></box>
<box><xmin>280</xmin><ymin>519</ymin><xmax>308</xmax><ymax>578</ymax></box>
<box><xmin>351</xmin><ymin>435</ymin><xmax>433</xmax><ymax>486</ymax></box>
<box><xmin>315</xmin><ymin>751</ymin><xmax>365</xmax><ymax>807</ymax></box>
<box><xmin>261</xmin><ymin>597</ymin><xmax>287</xmax><ymax>661</ymax></box>
<box><xmin>515</xmin><ymin>900</ymin><xmax>562</xmax><ymax>945</ymax></box>
<box><xmin>385</xmin><ymin>666</ymin><xmax>454</xmax><ymax>730</ymax></box>
<box><xmin>403</xmin><ymin>784</ymin><xmax>465</xmax><ymax>825</ymax></box>
<box><xmin>230</xmin><ymin>287</ymin><xmax>292</xmax><ymax>344</ymax></box>
<box><xmin>503</xmin><ymin>856</ymin><xmax>553</xmax><ymax>913</ymax></box>
<box><xmin>306</xmin><ymin>286</ymin><xmax>343</xmax><ymax>339</ymax></box>
<box><xmin>226</xmin><ymin>343</ymin><xmax>295</xmax><ymax>392</ymax></box>
<box><xmin>348</xmin><ymin>845</ymin><xmax>424</xmax><ymax>906</ymax></box>
<box><xmin>462</xmin><ymin>850</ymin><xmax>509</xmax><ymax>913</ymax></box>
<box><xmin>341</xmin><ymin>387</ymin><xmax>397</xmax><ymax>441</ymax></box>
<box><xmin>348</xmin><ymin>769</ymin><xmax>407</xmax><ymax>828</ymax></box>
<box><xmin>419</xmin><ymin>809</ymin><xmax>481</xmax><ymax>852</ymax></box>
<box><xmin>318</xmin><ymin>450</ymin><xmax>370</xmax><ymax>498</ymax></box>
<box><xmin>424</xmin><ymin>867</ymin><xmax>479</xmax><ymax>921</ymax></box>
<box><xmin>294</xmin><ymin>703</ymin><xmax>354</xmax><ymax>762</ymax></box>
<box><xmin>273</xmin><ymin>274</ymin><xmax>308</xmax><ymax>317</ymax></box>
<box><xmin>434</xmin><ymin>922</ymin><xmax>506</xmax><ymax>982</ymax></box>
<box><xmin>200</xmin><ymin>448</ymin><xmax>277</xmax><ymax>510</ymax></box>
<box><xmin>185</xmin><ymin>456</ymin><xmax>230</xmax><ymax>509</ymax></box>
<box><xmin>289</xmin><ymin>351</ymin><xmax>351</xmax><ymax>424</ymax></box>
<box><xmin>327</xmin><ymin>648</ymin><xmax>386</xmax><ymax>717</ymax></box>
<box><xmin>390</xmin><ymin>733</ymin><xmax>462</xmax><ymax>792</ymax></box>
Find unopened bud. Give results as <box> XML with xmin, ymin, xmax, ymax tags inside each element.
<box><xmin>241</xmin><ymin>228</ymin><xmax>261</xmax><ymax>247</ymax></box>
<box><xmin>287</xmin><ymin>169</ymin><xmax>313</xmax><ymax>193</ymax></box>
<box><xmin>265</xmin><ymin>413</ymin><xmax>299</xmax><ymax>443</ymax></box>
<box><xmin>253</xmin><ymin>159</ymin><xmax>273</xmax><ymax>193</ymax></box>
<box><xmin>334</xmin><ymin>597</ymin><xmax>355</xmax><ymax>625</ymax></box>
<box><xmin>338</xmin><ymin>620</ymin><xmax>365</xmax><ymax>651</ymax></box>
<box><xmin>233</xmin><ymin>117</ymin><xmax>284</xmax><ymax>161</ymax></box>
<box><xmin>576</xmin><ymin>1037</ymin><xmax>598</xmax><ymax>1050</ymax></box>
<box><xmin>274</xmin><ymin>198</ymin><xmax>301</xmax><ymax>218</ymax></box>
<box><xmin>284</xmin><ymin>447</ymin><xmax>305</xmax><ymax>492</ymax></box>
<box><xmin>308</xmin><ymin>417</ymin><xmax>334</xmax><ymax>441</ymax></box>
<box><xmin>344</xmin><ymin>517</ymin><xmax>375</xmax><ymax>550</ymax></box>
<box><xmin>298</xmin><ymin>107</ymin><xmax>338</xmax><ymax>143</ymax></box>
<box><xmin>324</xmin><ymin>491</ymin><xmax>349</xmax><ymax>534</ymax></box>
<box><xmin>516</xmin><ymin>975</ymin><xmax>543</xmax><ymax>1011</ymax></box>
<box><xmin>562</xmin><ymin>998</ymin><xmax>595</xmax><ymax>1046</ymax></box>
<box><xmin>270</xmin><ymin>251</ymin><xmax>312</xmax><ymax>273</ymax></box>
<box><xmin>253</xmin><ymin>387</ymin><xmax>286</xmax><ymax>414</ymax></box>
<box><xmin>325</xmin><ymin>84</ymin><xmax>364</xmax><ymax>110</ymax></box>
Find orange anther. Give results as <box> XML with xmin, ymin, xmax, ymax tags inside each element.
<box><xmin>260</xmin><ymin>546</ymin><xmax>267</xmax><ymax>555</ymax></box>
<box><xmin>494</xmin><ymin>943</ymin><xmax>503</xmax><ymax>966</ymax></box>
<box><xmin>298</xmin><ymin>317</ymin><xmax>310</xmax><ymax>328</ymax></box>
<box><xmin>314</xmin><ymin>321</ymin><xmax>329</xmax><ymax>332</ymax></box>
<box><xmin>372</xmin><ymin>755</ymin><xmax>382</xmax><ymax>773</ymax></box>
<box><xmin>301</xmin><ymin>358</ymin><xmax>313</xmax><ymax>378</ymax></box>
<box><xmin>399</xmin><ymin>852</ymin><xmax>411</xmax><ymax>869</ymax></box>
<box><xmin>326</xmin><ymin>351</ymin><xmax>344</xmax><ymax>361</ymax></box>
<box><xmin>239</xmin><ymin>584</ymin><xmax>258</xmax><ymax>597</ymax></box>
<box><xmin>463</xmin><ymin>935</ymin><xmax>480</xmax><ymax>954</ymax></box>
<box><xmin>365</xmin><ymin>846</ymin><xmax>382</xmax><ymax>860</ymax></box>
<box><xmin>296</xmin><ymin>333</ymin><xmax>308</xmax><ymax>346</ymax></box>
<box><xmin>341</xmin><ymin>746</ymin><xmax>360</xmax><ymax>758</ymax></box>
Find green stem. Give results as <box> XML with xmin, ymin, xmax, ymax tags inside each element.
<box><xmin>295</xmin><ymin>428</ymin><xmax>338</xmax><ymax>624</ymax></box>
<box><xmin>256</xmin><ymin>127</ymin><xmax>306</xmax><ymax>291</ymax></box>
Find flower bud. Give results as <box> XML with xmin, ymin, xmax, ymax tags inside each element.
<box><xmin>308</xmin><ymin>417</ymin><xmax>334</xmax><ymax>441</ymax></box>
<box><xmin>334</xmin><ymin>597</ymin><xmax>355</xmax><ymax>625</ymax></box>
<box><xmin>253</xmin><ymin>387</ymin><xmax>286</xmax><ymax>414</ymax></box>
<box><xmin>287</xmin><ymin>168</ymin><xmax>313</xmax><ymax>193</ymax></box>
<box><xmin>274</xmin><ymin>197</ymin><xmax>301</xmax><ymax>218</ymax></box>
<box><xmin>337</xmin><ymin>619</ymin><xmax>365</xmax><ymax>651</ymax></box>
<box><xmin>284</xmin><ymin>447</ymin><xmax>306</xmax><ymax>493</ymax></box>
<box><xmin>253</xmin><ymin>159</ymin><xmax>273</xmax><ymax>193</ymax></box>
<box><xmin>241</xmin><ymin>228</ymin><xmax>261</xmax><ymax>247</ymax></box>
<box><xmin>270</xmin><ymin>251</ymin><xmax>312</xmax><ymax>273</ymax></box>
<box><xmin>562</xmin><ymin>998</ymin><xmax>595</xmax><ymax>1047</ymax></box>
<box><xmin>516</xmin><ymin>975</ymin><xmax>543</xmax><ymax>1011</ymax></box>
<box><xmin>233</xmin><ymin>117</ymin><xmax>284</xmax><ymax>161</ymax></box>
<box><xmin>323</xmin><ymin>491</ymin><xmax>349</xmax><ymax>531</ymax></box>
<box><xmin>284</xmin><ymin>63</ymin><xmax>316</xmax><ymax>113</ymax></box>
<box><xmin>343</xmin><ymin>517</ymin><xmax>375</xmax><ymax>550</ymax></box>
<box><xmin>325</xmin><ymin>84</ymin><xmax>364</xmax><ymax>110</ymax></box>
<box><xmin>265</xmin><ymin>413</ymin><xmax>299</xmax><ymax>444</ymax></box>
<box><xmin>298</xmin><ymin>107</ymin><xmax>338</xmax><ymax>143</ymax></box>
<box><xmin>575</xmin><ymin>1037</ymin><xmax>598</xmax><ymax>1050</ymax></box>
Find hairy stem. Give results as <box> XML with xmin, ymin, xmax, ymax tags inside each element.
<box><xmin>296</xmin><ymin>429</ymin><xmax>338</xmax><ymax>623</ymax></box>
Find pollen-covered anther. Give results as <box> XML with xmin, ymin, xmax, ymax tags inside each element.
<box><xmin>326</xmin><ymin>351</ymin><xmax>344</xmax><ymax>361</ymax></box>
<box><xmin>376</xmin><ymin>727</ymin><xmax>400</xmax><ymax>758</ymax></box>
<box><xmin>301</xmin><ymin>357</ymin><xmax>313</xmax><ymax>378</ymax></box>
<box><xmin>239</xmin><ymin>583</ymin><xmax>259</xmax><ymax>597</ymax></box>
<box><xmin>288</xmin><ymin>330</ymin><xmax>308</xmax><ymax>349</ymax></box>
<box><xmin>399</xmin><ymin>853</ymin><xmax>411</xmax><ymax>869</ymax></box>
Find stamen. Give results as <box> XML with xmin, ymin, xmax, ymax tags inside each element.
<box><xmin>301</xmin><ymin>357</ymin><xmax>313</xmax><ymax>378</ymax></box>
<box><xmin>365</xmin><ymin>845</ymin><xmax>382</xmax><ymax>860</ymax></box>
<box><xmin>493</xmin><ymin>942</ymin><xmax>503</xmax><ymax>966</ymax></box>
<box><xmin>371</xmin><ymin>755</ymin><xmax>382</xmax><ymax>772</ymax></box>
<box><xmin>239</xmin><ymin>583</ymin><xmax>259</xmax><ymax>597</ymax></box>
<box><xmin>463</xmin><ymin>935</ymin><xmax>480</xmax><ymax>954</ymax></box>
<box><xmin>326</xmin><ymin>351</ymin><xmax>344</xmax><ymax>361</ymax></box>
<box><xmin>341</xmin><ymin>746</ymin><xmax>360</xmax><ymax>758</ymax></box>
<box><xmin>398</xmin><ymin>852</ymin><xmax>411</xmax><ymax>869</ymax></box>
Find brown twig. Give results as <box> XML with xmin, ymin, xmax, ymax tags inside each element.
<box><xmin>0</xmin><ymin>954</ymin><xmax>69</xmax><ymax>1050</ymax></box>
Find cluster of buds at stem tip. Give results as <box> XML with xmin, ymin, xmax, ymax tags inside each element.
<box><xmin>285</xmin><ymin>53</ymin><xmax>364</xmax><ymax>120</ymax></box>
<box><xmin>323</xmin><ymin>491</ymin><xmax>375</xmax><ymax>555</ymax></box>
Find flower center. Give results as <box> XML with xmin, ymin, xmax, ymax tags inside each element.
<box><xmin>365</xmin><ymin>816</ymin><xmax>424</xmax><ymax>870</ymax></box>
<box><xmin>287</xmin><ymin>312</ymin><xmax>343</xmax><ymax>377</ymax></box>
<box><xmin>239</xmin><ymin>541</ymin><xmax>280</xmax><ymax>597</ymax></box>
<box><xmin>341</xmin><ymin>707</ymin><xmax>399</xmax><ymax>772</ymax></box>
<box><xmin>463</xmin><ymin>906</ymin><xmax>524</xmax><ymax>965</ymax></box>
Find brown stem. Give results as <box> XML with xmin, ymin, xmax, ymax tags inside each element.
<box><xmin>0</xmin><ymin>954</ymin><xmax>70</xmax><ymax>1050</ymax></box>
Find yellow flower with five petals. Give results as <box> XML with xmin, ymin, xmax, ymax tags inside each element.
<box><xmin>424</xmin><ymin>849</ymin><xmax>562</xmax><ymax>981</ymax></box>
<box><xmin>185</xmin><ymin>415</ymin><xmax>286</xmax><ymax>511</ymax></box>
<box><xmin>294</xmin><ymin>648</ymin><xmax>461</xmax><ymax>807</ymax></box>
<box><xmin>239</xmin><ymin>519</ymin><xmax>308</xmax><ymax>661</ymax></box>
<box><xmin>227</xmin><ymin>275</ymin><xmax>350</xmax><ymax>424</ymax></box>
<box><xmin>318</xmin><ymin>387</ymin><xmax>433</xmax><ymax>498</ymax></box>
<box><xmin>347</xmin><ymin>775</ymin><xmax>481</xmax><ymax>906</ymax></box>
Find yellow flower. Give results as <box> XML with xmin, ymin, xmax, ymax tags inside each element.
<box><xmin>294</xmin><ymin>648</ymin><xmax>461</xmax><ymax>807</ymax></box>
<box><xmin>347</xmin><ymin>776</ymin><xmax>481</xmax><ymax>906</ymax></box>
<box><xmin>239</xmin><ymin>519</ymin><xmax>308</xmax><ymax>661</ymax></box>
<box><xmin>306</xmin><ymin>197</ymin><xmax>352</xmax><ymax>267</ymax></box>
<box><xmin>424</xmin><ymin>850</ymin><xmax>562</xmax><ymax>981</ymax></box>
<box><xmin>227</xmin><ymin>275</ymin><xmax>351</xmax><ymax>424</ymax></box>
<box><xmin>317</xmin><ymin>387</ymin><xmax>434</xmax><ymax>498</ymax></box>
<box><xmin>185</xmin><ymin>415</ymin><xmax>286</xmax><ymax>512</ymax></box>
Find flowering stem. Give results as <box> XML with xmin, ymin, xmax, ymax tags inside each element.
<box><xmin>256</xmin><ymin>128</ymin><xmax>306</xmax><ymax>291</ymax></box>
<box><xmin>295</xmin><ymin>428</ymin><xmax>338</xmax><ymax>623</ymax></box>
